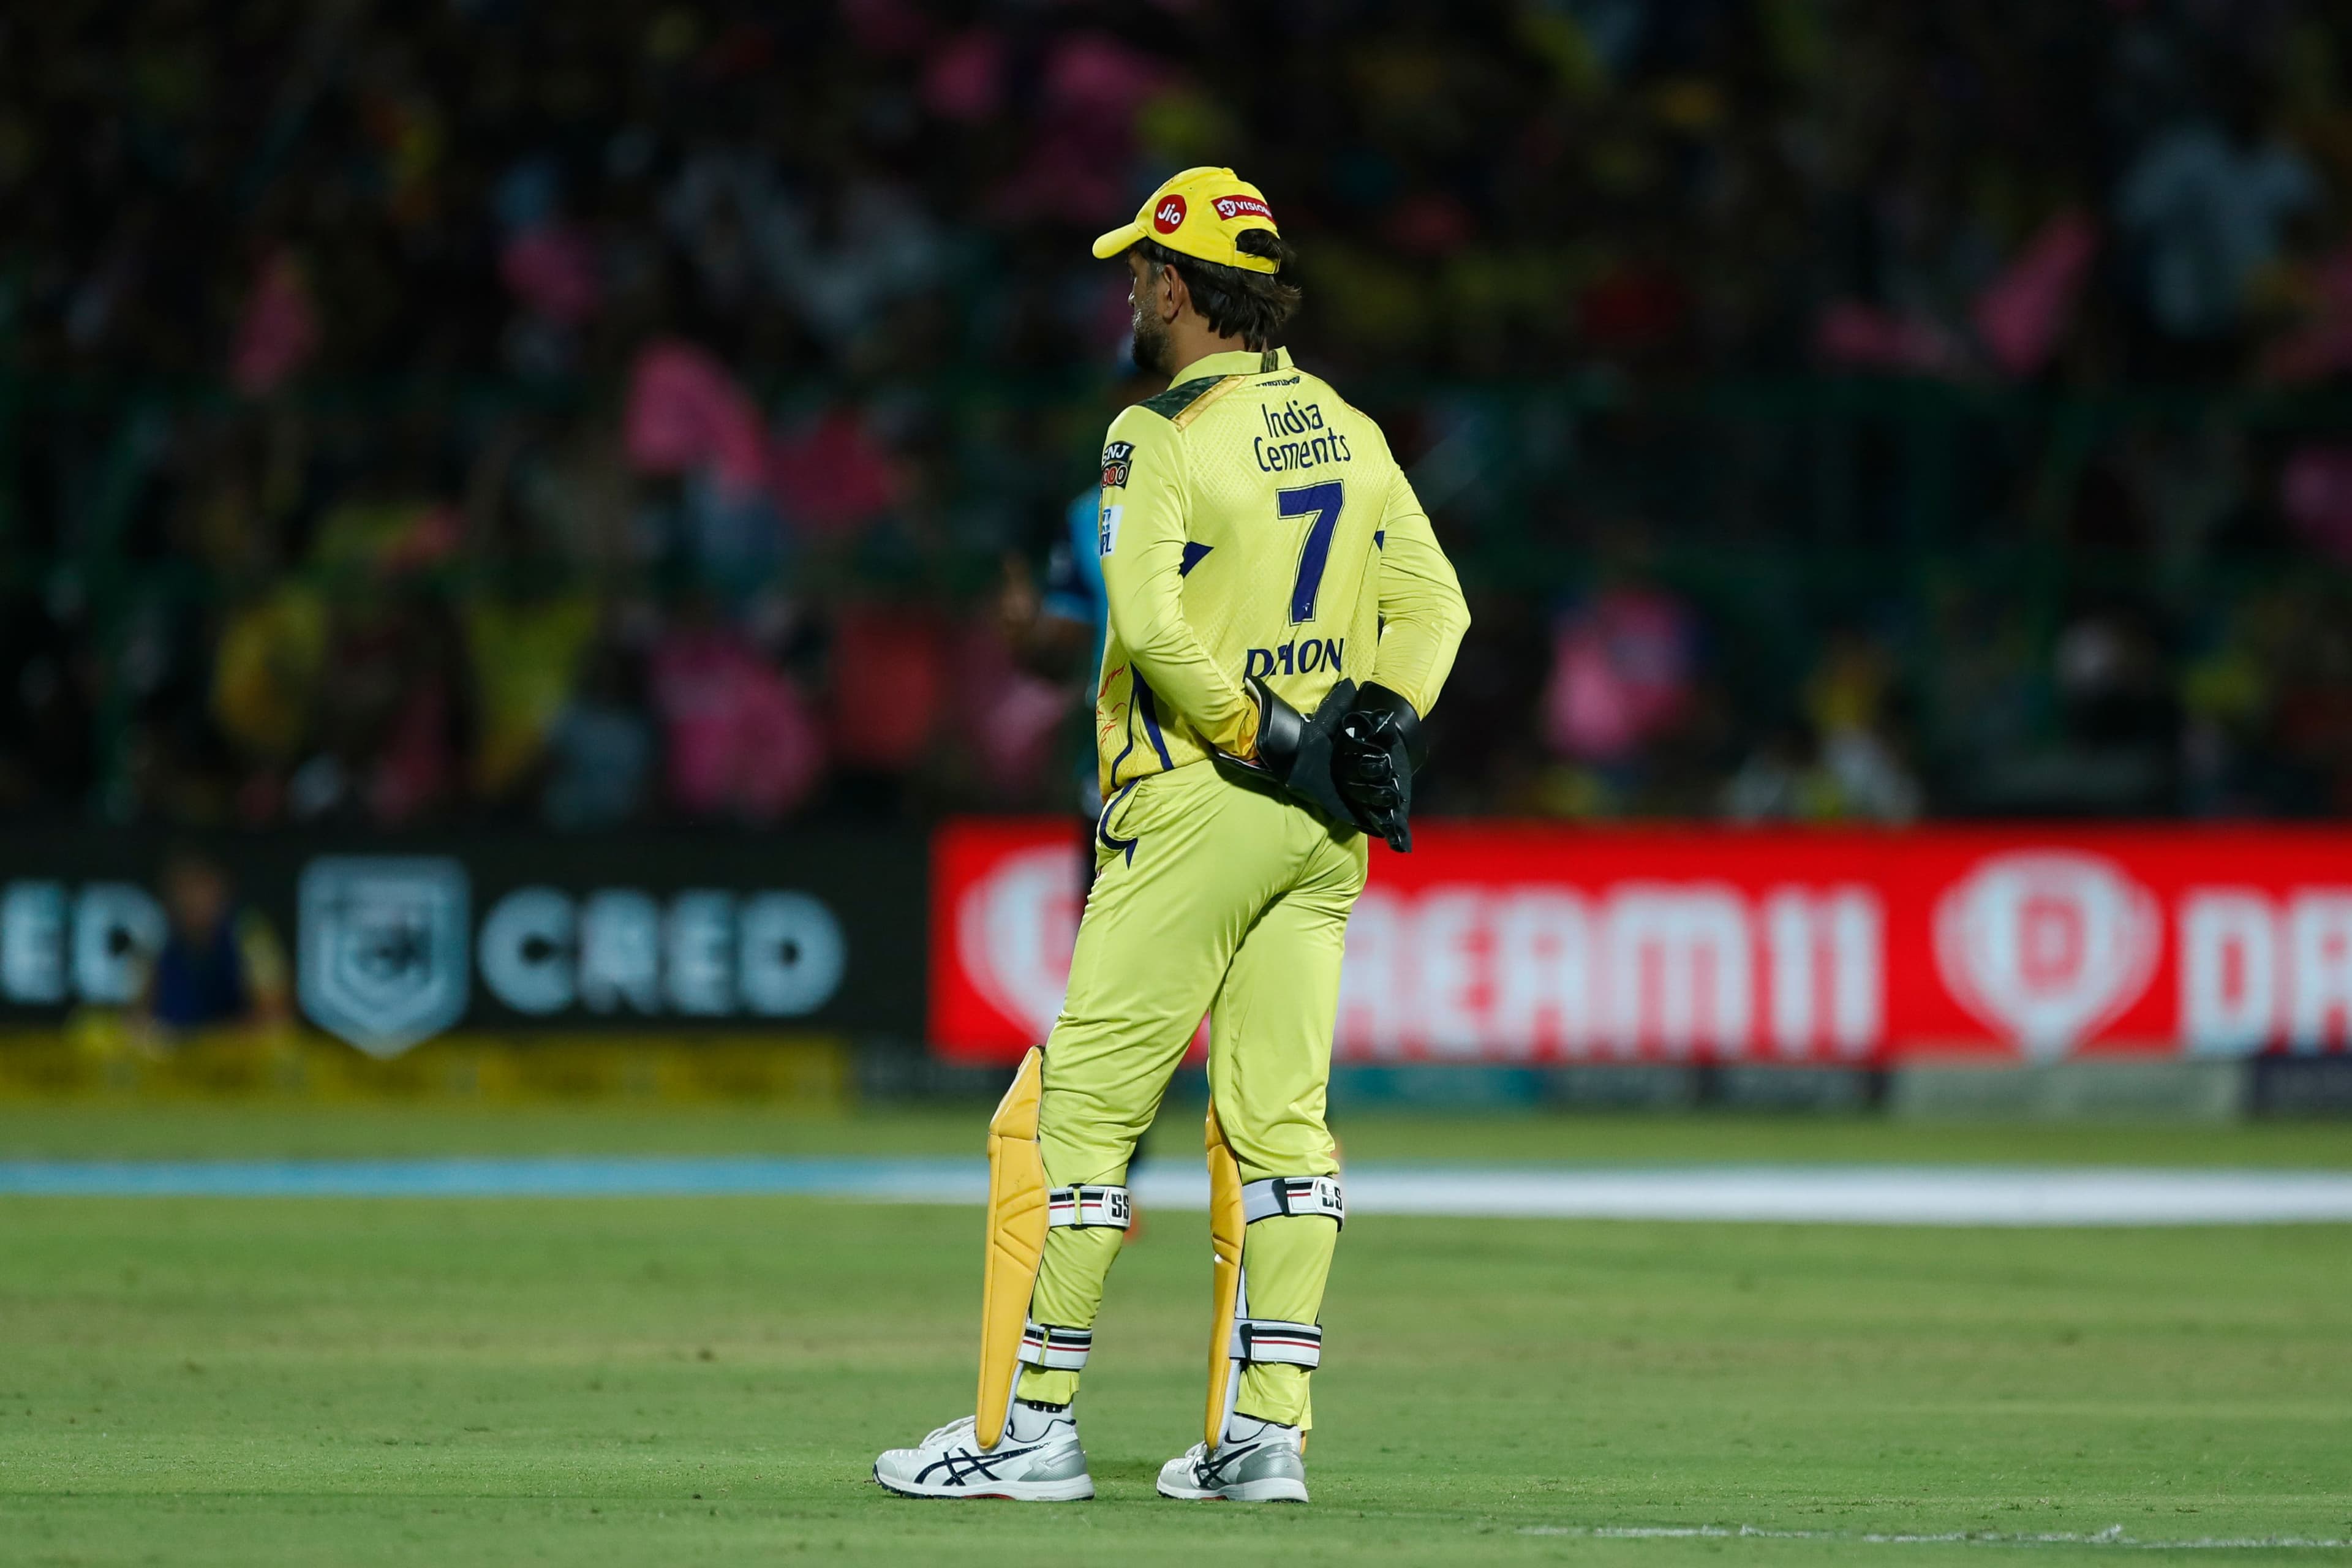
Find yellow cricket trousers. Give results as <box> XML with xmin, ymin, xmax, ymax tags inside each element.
<box><xmin>1015</xmin><ymin>760</ymin><xmax>1366</xmax><ymax>1425</ymax></box>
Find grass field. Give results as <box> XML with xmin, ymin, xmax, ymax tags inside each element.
<box><xmin>4</xmin><ymin>1107</ymin><xmax>2349</xmax><ymax>1566</ymax></box>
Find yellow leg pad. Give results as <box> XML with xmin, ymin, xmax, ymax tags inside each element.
<box><xmin>1232</xmin><ymin>1213</ymin><xmax>1338</xmax><ymax>1428</ymax></box>
<box><xmin>975</xmin><ymin>1047</ymin><xmax>1049</xmax><ymax>1451</ymax></box>
<box><xmin>1016</xmin><ymin>1222</ymin><xmax>1121</xmax><ymax>1406</ymax></box>
<box><xmin>1204</xmin><ymin>1101</ymin><xmax>1246</xmax><ymax>1449</ymax></box>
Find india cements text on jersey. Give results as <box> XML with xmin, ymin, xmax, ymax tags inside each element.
<box><xmin>1089</xmin><ymin>345</ymin><xmax>1468</xmax><ymax>801</ymax></box>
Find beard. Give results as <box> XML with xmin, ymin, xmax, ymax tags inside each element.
<box><xmin>1130</xmin><ymin>302</ymin><xmax>1175</xmax><ymax>377</ymax></box>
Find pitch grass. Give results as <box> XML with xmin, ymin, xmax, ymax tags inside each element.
<box><xmin>1</xmin><ymin>1114</ymin><xmax>2348</xmax><ymax>1566</ymax></box>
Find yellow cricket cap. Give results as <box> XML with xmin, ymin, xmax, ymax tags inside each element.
<box><xmin>1090</xmin><ymin>166</ymin><xmax>1281</xmax><ymax>274</ymax></box>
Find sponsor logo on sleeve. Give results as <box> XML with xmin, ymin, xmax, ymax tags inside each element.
<box><xmin>1153</xmin><ymin>194</ymin><xmax>1187</xmax><ymax>233</ymax></box>
<box><xmin>1097</xmin><ymin>504</ymin><xmax>1123</xmax><ymax>557</ymax></box>
<box><xmin>1099</xmin><ymin>440</ymin><xmax>1134</xmax><ymax>489</ymax></box>
<box><xmin>1213</xmin><ymin>194</ymin><xmax>1273</xmax><ymax>222</ymax></box>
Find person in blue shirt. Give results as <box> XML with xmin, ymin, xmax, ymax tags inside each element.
<box><xmin>1000</xmin><ymin>339</ymin><xmax>1158</xmax><ymax>814</ymax></box>
<box><xmin>139</xmin><ymin>849</ymin><xmax>290</xmax><ymax>1038</ymax></box>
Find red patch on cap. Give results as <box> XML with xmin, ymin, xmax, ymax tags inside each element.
<box><xmin>1213</xmin><ymin>194</ymin><xmax>1273</xmax><ymax>223</ymax></box>
<box><xmin>1152</xmin><ymin>194</ymin><xmax>1187</xmax><ymax>234</ymax></box>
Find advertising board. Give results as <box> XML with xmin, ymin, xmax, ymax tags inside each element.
<box><xmin>0</xmin><ymin>829</ymin><xmax>926</xmax><ymax>1052</ymax></box>
<box><xmin>930</xmin><ymin>820</ymin><xmax>2352</xmax><ymax>1065</ymax></box>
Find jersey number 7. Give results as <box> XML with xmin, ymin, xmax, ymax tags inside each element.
<box><xmin>1278</xmin><ymin>481</ymin><xmax>1344</xmax><ymax>625</ymax></box>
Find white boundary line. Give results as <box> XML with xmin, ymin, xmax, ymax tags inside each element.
<box><xmin>1135</xmin><ymin>1165</ymin><xmax>2352</xmax><ymax>1226</ymax></box>
<box><xmin>2</xmin><ymin>1159</ymin><xmax>2351</xmax><ymax>1224</ymax></box>
<box><xmin>1519</xmin><ymin>1523</ymin><xmax>2352</xmax><ymax>1550</ymax></box>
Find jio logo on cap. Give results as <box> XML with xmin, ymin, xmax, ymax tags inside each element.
<box><xmin>1154</xmin><ymin>194</ymin><xmax>1187</xmax><ymax>233</ymax></box>
<box><xmin>1934</xmin><ymin>850</ymin><xmax>2160</xmax><ymax>1060</ymax></box>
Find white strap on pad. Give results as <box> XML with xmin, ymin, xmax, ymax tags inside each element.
<box><xmin>1229</xmin><ymin>1317</ymin><xmax>1322</xmax><ymax>1368</ymax></box>
<box><xmin>1240</xmin><ymin>1175</ymin><xmax>1344</xmax><ymax>1229</ymax></box>
<box><xmin>1046</xmin><ymin>1184</ymin><xmax>1132</xmax><ymax>1229</ymax></box>
<box><xmin>1017</xmin><ymin>1321</ymin><xmax>1093</xmax><ymax>1370</ymax></box>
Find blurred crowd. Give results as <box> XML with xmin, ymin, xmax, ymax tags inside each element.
<box><xmin>4</xmin><ymin>0</ymin><xmax>2352</xmax><ymax>829</ymax></box>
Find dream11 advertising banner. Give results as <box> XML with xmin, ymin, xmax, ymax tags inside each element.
<box><xmin>929</xmin><ymin>820</ymin><xmax>2352</xmax><ymax>1065</ymax></box>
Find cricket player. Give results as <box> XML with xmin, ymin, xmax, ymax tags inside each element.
<box><xmin>875</xmin><ymin>167</ymin><xmax>1468</xmax><ymax>1504</ymax></box>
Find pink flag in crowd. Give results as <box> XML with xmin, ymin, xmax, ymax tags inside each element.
<box><xmin>230</xmin><ymin>248</ymin><xmax>320</xmax><ymax>396</ymax></box>
<box><xmin>1814</xmin><ymin>301</ymin><xmax>1966</xmax><ymax>376</ymax></box>
<box><xmin>922</xmin><ymin>28</ymin><xmax>1005</xmax><ymax>123</ymax></box>
<box><xmin>650</xmin><ymin>625</ymin><xmax>826</xmax><ymax>823</ymax></box>
<box><xmin>993</xmin><ymin>33</ymin><xmax>1167</xmax><ymax>221</ymax></box>
<box><xmin>1041</xmin><ymin>31</ymin><xmax>1167</xmax><ymax>117</ymax></box>
<box><xmin>2281</xmin><ymin>445</ymin><xmax>2352</xmax><ymax>567</ymax></box>
<box><xmin>768</xmin><ymin>410</ymin><xmax>899</xmax><ymax>536</ymax></box>
<box><xmin>1542</xmin><ymin>587</ymin><xmax>1696</xmax><ymax>763</ymax></box>
<box><xmin>951</xmin><ymin>618</ymin><xmax>1071</xmax><ymax>798</ymax></box>
<box><xmin>1817</xmin><ymin>211</ymin><xmax>2097</xmax><ymax>380</ymax></box>
<box><xmin>840</xmin><ymin>0</ymin><xmax>933</xmax><ymax>57</ymax></box>
<box><xmin>1973</xmin><ymin>211</ymin><xmax>2098</xmax><ymax>379</ymax></box>
<box><xmin>622</xmin><ymin>339</ymin><xmax>768</xmax><ymax>496</ymax></box>
<box><xmin>499</xmin><ymin>224</ymin><xmax>602</xmax><ymax>326</ymax></box>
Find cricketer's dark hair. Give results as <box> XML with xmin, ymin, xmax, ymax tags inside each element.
<box><xmin>1133</xmin><ymin>229</ymin><xmax>1302</xmax><ymax>350</ymax></box>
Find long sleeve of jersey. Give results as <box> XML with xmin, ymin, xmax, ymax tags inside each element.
<box><xmin>1098</xmin><ymin>407</ymin><xmax>1261</xmax><ymax>755</ymax></box>
<box><xmin>1370</xmin><ymin>466</ymin><xmax>1470</xmax><ymax>715</ymax></box>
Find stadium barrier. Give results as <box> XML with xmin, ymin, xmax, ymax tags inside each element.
<box><xmin>7</xmin><ymin>820</ymin><xmax>2352</xmax><ymax>1114</ymax></box>
<box><xmin>932</xmin><ymin>819</ymin><xmax>2352</xmax><ymax>1068</ymax></box>
<box><xmin>0</xmin><ymin>1026</ymin><xmax>848</xmax><ymax>1106</ymax></box>
<box><xmin>0</xmin><ymin>827</ymin><xmax>922</xmax><ymax>1091</ymax></box>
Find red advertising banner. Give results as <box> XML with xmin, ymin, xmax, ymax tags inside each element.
<box><xmin>929</xmin><ymin>818</ymin><xmax>2352</xmax><ymax>1066</ymax></box>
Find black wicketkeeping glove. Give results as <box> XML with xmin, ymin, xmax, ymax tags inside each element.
<box><xmin>1217</xmin><ymin>674</ymin><xmax>1357</xmax><ymax>827</ymax></box>
<box><xmin>1334</xmin><ymin>684</ymin><xmax>1427</xmax><ymax>852</ymax></box>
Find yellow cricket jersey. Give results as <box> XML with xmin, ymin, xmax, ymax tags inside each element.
<box><xmin>1091</xmin><ymin>345</ymin><xmax>1470</xmax><ymax>802</ymax></box>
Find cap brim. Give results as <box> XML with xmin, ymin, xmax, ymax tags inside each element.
<box><xmin>1091</xmin><ymin>222</ymin><xmax>1145</xmax><ymax>260</ymax></box>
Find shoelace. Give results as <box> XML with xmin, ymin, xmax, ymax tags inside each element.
<box><xmin>920</xmin><ymin>1415</ymin><xmax>977</xmax><ymax>1448</ymax></box>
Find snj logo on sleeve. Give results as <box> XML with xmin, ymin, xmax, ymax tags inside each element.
<box><xmin>1153</xmin><ymin>194</ymin><xmax>1187</xmax><ymax>233</ymax></box>
<box><xmin>1100</xmin><ymin>440</ymin><xmax>1134</xmax><ymax>488</ymax></box>
<box><xmin>1213</xmin><ymin>194</ymin><xmax>1273</xmax><ymax>222</ymax></box>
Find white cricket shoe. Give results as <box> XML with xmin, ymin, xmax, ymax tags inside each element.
<box><xmin>1155</xmin><ymin>1412</ymin><xmax>1309</xmax><ymax>1502</ymax></box>
<box><xmin>873</xmin><ymin>1404</ymin><xmax>1094</xmax><ymax>1501</ymax></box>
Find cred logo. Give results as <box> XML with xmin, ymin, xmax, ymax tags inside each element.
<box><xmin>1934</xmin><ymin>851</ymin><xmax>2159</xmax><ymax>1060</ymax></box>
<box><xmin>1153</xmin><ymin>195</ymin><xmax>1187</xmax><ymax>233</ymax></box>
